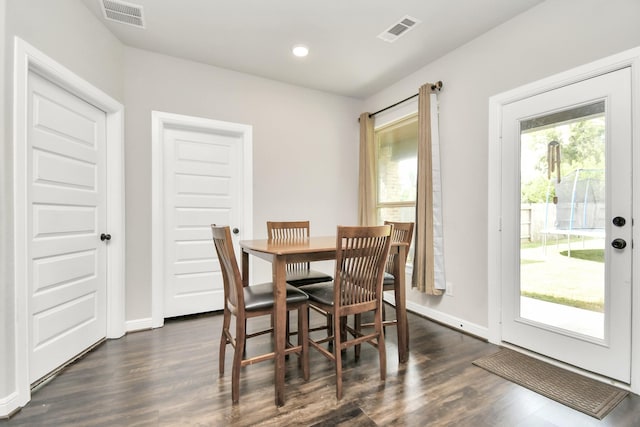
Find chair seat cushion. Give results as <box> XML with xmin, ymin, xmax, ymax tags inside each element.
<box><xmin>383</xmin><ymin>272</ymin><xmax>395</xmax><ymax>286</ymax></box>
<box><xmin>286</xmin><ymin>269</ymin><xmax>333</xmax><ymax>287</ymax></box>
<box><xmin>244</xmin><ymin>282</ymin><xmax>308</xmax><ymax>311</ymax></box>
<box><xmin>298</xmin><ymin>281</ymin><xmax>335</xmax><ymax>306</ymax></box>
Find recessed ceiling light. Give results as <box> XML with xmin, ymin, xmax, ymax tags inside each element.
<box><xmin>292</xmin><ymin>45</ymin><xmax>309</xmax><ymax>57</ymax></box>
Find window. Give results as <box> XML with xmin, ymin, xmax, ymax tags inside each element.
<box><xmin>375</xmin><ymin>114</ymin><xmax>418</xmax><ymax>263</ymax></box>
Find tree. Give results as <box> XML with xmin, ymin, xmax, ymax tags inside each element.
<box><xmin>521</xmin><ymin>116</ymin><xmax>605</xmax><ymax>203</ymax></box>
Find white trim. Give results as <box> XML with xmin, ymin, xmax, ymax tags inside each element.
<box><xmin>373</xmin><ymin>98</ymin><xmax>419</xmax><ymax>128</ymax></box>
<box><xmin>125</xmin><ymin>317</ymin><xmax>154</xmax><ymax>333</ymax></box>
<box><xmin>0</xmin><ymin>392</ymin><xmax>19</xmax><ymax>419</ymax></box>
<box><xmin>151</xmin><ymin>111</ymin><xmax>253</xmax><ymax>328</ymax></box>
<box><xmin>630</xmin><ymin>49</ymin><xmax>640</xmax><ymax>396</ymax></box>
<box><xmin>105</xmin><ymin>107</ymin><xmax>126</xmax><ymax>340</ymax></box>
<box><xmin>488</xmin><ymin>45</ymin><xmax>640</xmax><ymax>393</ymax></box>
<box><xmin>9</xmin><ymin>37</ymin><xmax>125</xmax><ymax>416</ymax></box>
<box><xmin>487</xmin><ymin>94</ymin><xmax>503</xmax><ymax>345</ymax></box>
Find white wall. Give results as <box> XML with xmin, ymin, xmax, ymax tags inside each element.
<box><xmin>0</xmin><ymin>0</ymin><xmax>8</xmax><ymax>406</ymax></box>
<box><xmin>5</xmin><ymin>0</ymin><xmax>640</xmax><ymax>414</ymax></box>
<box><xmin>123</xmin><ymin>47</ymin><xmax>362</xmax><ymax>321</ymax></box>
<box><xmin>1</xmin><ymin>0</ymin><xmax>123</xmax><ymax>413</ymax></box>
<box><xmin>5</xmin><ymin>0</ymin><xmax>124</xmax><ymax>100</ymax></box>
<box><xmin>364</xmin><ymin>0</ymin><xmax>640</xmax><ymax>333</ymax></box>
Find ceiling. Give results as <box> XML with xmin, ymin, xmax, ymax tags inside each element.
<box><xmin>80</xmin><ymin>0</ymin><xmax>544</xmax><ymax>99</ymax></box>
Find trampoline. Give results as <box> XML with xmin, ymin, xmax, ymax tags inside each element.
<box><xmin>542</xmin><ymin>168</ymin><xmax>605</xmax><ymax>255</ymax></box>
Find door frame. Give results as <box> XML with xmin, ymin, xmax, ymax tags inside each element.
<box><xmin>12</xmin><ymin>37</ymin><xmax>125</xmax><ymax>410</ymax></box>
<box><xmin>151</xmin><ymin>111</ymin><xmax>253</xmax><ymax>328</ymax></box>
<box><xmin>488</xmin><ymin>46</ymin><xmax>640</xmax><ymax>393</ymax></box>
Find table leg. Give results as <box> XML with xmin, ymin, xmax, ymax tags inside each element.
<box><xmin>394</xmin><ymin>245</ymin><xmax>409</xmax><ymax>363</ymax></box>
<box><xmin>241</xmin><ymin>250</ymin><xmax>249</xmax><ymax>287</ymax></box>
<box><xmin>273</xmin><ymin>256</ymin><xmax>287</xmax><ymax>406</ymax></box>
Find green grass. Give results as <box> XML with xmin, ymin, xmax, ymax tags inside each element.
<box><xmin>520</xmin><ymin>243</ymin><xmax>605</xmax><ymax>313</ymax></box>
<box><xmin>520</xmin><ymin>259</ymin><xmax>544</xmax><ymax>265</ymax></box>
<box><xmin>521</xmin><ymin>291</ymin><xmax>604</xmax><ymax>313</ymax></box>
<box><xmin>559</xmin><ymin>249</ymin><xmax>604</xmax><ymax>263</ymax></box>
<box><xmin>520</xmin><ymin>236</ymin><xmax>597</xmax><ymax>250</ymax></box>
<box><xmin>520</xmin><ymin>240</ymin><xmax>544</xmax><ymax>249</ymax></box>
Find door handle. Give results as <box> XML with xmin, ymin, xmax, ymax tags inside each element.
<box><xmin>611</xmin><ymin>238</ymin><xmax>626</xmax><ymax>250</ymax></box>
<box><xmin>232</xmin><ymin>228</ymin><xmax>240</xmax><ymax>235</ymax></box>
<box><xmin>100</xmin><ymin>233</ymin><xmax>112</xmax><ymax>241</ymax></box>
<box><xmin>612</xmin><ymin>216</ymin><xmax>626</xmax><ymax>227</ymax></box>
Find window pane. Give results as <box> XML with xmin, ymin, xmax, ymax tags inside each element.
<box><xmin>378</xmin><ymin>206</ymin><xmax>415</xmax><ymax>223</ymax></box>
<box><xmin>376</xmin><ymin>117</ymin><xmax>418</xmax><ymax>204</ymax></box>
<box><xmin>520</xmin><ymin>104</ymin><xmax>605</xmax><ymax>339</ymax></box>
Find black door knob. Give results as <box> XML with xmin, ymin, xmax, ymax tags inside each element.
<box><xmin>100</xmin><ymin>233</ymin><xmax>112</xmax><ymax>241</ymax></box>
<box><xmin>611</xmin><ymin>238</ymin><xmax>626</xmax><ymax>249</ymax></box>
<box><xmin>232</xmin><ymin>228</ymin><xmax>240</xmax><ymax>235</ymax></box>
<box><xmin>613</xmin><ymin>216</ymin><xmax>626</xmax><ymax>227</ymax></box>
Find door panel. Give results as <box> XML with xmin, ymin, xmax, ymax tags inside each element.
<box><xmin>501</xmin><ymin>67</ymin><xmax>632</xmax><ymax>382</ymax></box>
<box><xmin>28</xmin><ymin>72</ymin><xmax>107</xmax><ymax>383</ymax></box>
<box><xmin>163</xmin><ymin>128</ymin><xmax>242</xmax><ymax>317</ymax></box>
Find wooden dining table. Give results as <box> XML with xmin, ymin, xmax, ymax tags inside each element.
<box><xmin>240</xmin><ymin>235</ymin><xmax>409</xmax><ymax>406</ymax></box>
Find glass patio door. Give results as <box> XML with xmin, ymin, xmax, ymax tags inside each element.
<box><xmin>500</xmin><ymin>67</ymin><xmax>632</xmax><ymax>382</ymax></box>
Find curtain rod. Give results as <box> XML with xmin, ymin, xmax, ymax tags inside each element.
<box><xmin>366</xmin><ymin>80</ymin><xmax>443</xmax><ymax>119</ymax></box>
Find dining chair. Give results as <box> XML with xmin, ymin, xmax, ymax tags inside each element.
<box><xmin>211</xmin><ymin>225</ymin><xmax>309</xmax><ymax>404</ymax></box>
<box><xmin>299</xmin><ymin>224</ymin><xmax>392</xmax><ymax>400</ymax></box>
<box><xmin>362</xmin><ymin>221</ymin><xmax>415</xmax><ymax>336</ymax></box>
<box><xmin>267</xmin><ymin>220</ymin><xmax>334</xmax><ymax>338</ymax></box>
<box><xmin>266</xmin><ymin>221</ymin><xmax>333</xmax><ymax>286</ymax></box>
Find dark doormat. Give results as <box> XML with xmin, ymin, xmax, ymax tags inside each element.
<box><xmin>473</xmin><ymin>348</ymin><xmax>628</xmax><ymax>420</ymax></box>
<box><xmin>309</xmin><ymin>404</ymin><xmax>377</xmax><ymax>426</ymax></box>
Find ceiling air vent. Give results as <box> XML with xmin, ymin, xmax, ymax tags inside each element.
<box><xmin>100</xmin><ymin>0</ymin><xmax>145</xmax><ymax>28</ymax></box>
<box><xmin>377</xmin><ymin>15</ymin><xmax>421</xmax><ymax>43</ymax></box>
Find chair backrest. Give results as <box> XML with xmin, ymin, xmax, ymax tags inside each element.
<box><xmin>267</xmin><ymin>221</ymin><xmax>311</xmax><ymax>272</ymax></box>
<box><xmin>333</xmin><ymin>225</ymin><xmax>392</xmax><ymax>314</ymax></box>
<box><xmin>211</xmin><ymin>225</ymin><xmax>243</xmax><ymax>310</ymax></box>
<box><xmin>267</xmin><ymin>221</ymin><xmax>310</xmax><ymax>241</ymax></box>
<box><xmin>383</xmin><ymin>221</ymin><xmax>415</xmax><ymax>276</ymax></box>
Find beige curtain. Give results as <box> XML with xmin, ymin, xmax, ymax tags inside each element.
<box><xmin>358</xmin><ymin>112</ymin><xmax>376</xmax><ymax>226</ymax></box>
<box><xmin>412</xmin><ymin>83</ymin><xmax>442</xmax><ymax>295</ymax></box>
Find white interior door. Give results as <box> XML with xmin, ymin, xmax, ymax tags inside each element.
<box><xmin>28</xmin><ymin>71</ymin><xmax>107</xmax><ymax>383</ymax></box>
<box><xmin>163</xmin><ymin>127</ymin><xmax>243</xmax><ymax>317</ymax></box>
<box><xmin>500</xmin><ymin>67</ymin><xmax>632</xmax><ymax>382</ymax></box>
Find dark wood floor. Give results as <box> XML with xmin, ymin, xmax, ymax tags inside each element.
<box><xmin>3</xmin><ymin>310</ymin><xmax>640</xmax><ymax>426</ymax></box>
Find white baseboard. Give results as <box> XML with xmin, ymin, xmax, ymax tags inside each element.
<box><xmin>383</xmin><ymin>294</ymin><xmax>488</xmax><ymax>340</ymax></box>
<box><xmin>125</xmin><ymin>317</ymin><xmax>155</xmax><ymax>333</ymax></box>
<box><xmin>0</xmin><ymin>391</ymin><xmax>21</xmax><ymax>419</ymax></box>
